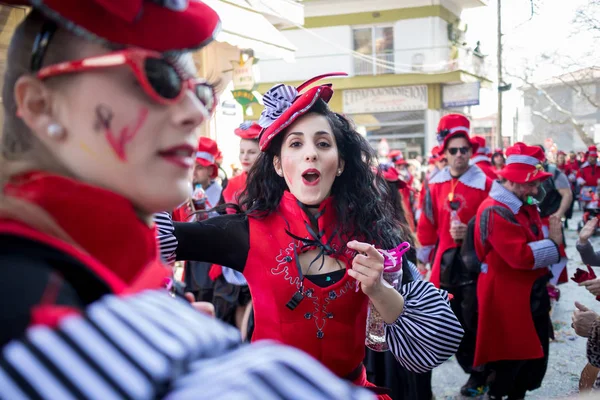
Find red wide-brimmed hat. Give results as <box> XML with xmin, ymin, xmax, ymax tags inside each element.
<box><xmin>378</xmin><ymin>164</ymin><xmax>407</xmax><ymax>188</ymax></box>
<box><xmin>258</xmin><ymin>72</ymin><xmax>348</xmax><ymax>151</ymax></box>
<box><xmin>497</xmin><ymin>142</ymin><xmax>553</xmax><ymax>184</ymax></box>
<box><xmin>196</xmin><ymin>136</ymin><xmax>219</xmax><ymax>179</ymax></box>
<box><xmin>471</xmin><ymin>135</ymin><xmax>491</xmax><ymax>158</ymax></box>
<box><xmin>588</xmin><ymin>145</ymin><xmax>598</xmax><ymax>157</ymax></box>
<box><xmin>388</xmin><ymin>150</ymin><xmax>408</xmax><ymax>166</ymax></box>
<box><xmin>234</xmin><ymin>121</ymin><xmax>262</xmax><ymax>140</ymax></box>
<box><xmin>436</xmin><ymin>114</ymin><xmax>477</xmax><ymax>155</ymax></box>
<box><xmin>9</xmin><ymin>0</ymin><xmax>220</xmax><ymax>52</ymax></box>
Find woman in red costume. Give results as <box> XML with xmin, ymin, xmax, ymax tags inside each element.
<box><xmin>157</xmin><ymin>74</ymin><xmax>464</xmax><ymax>397</ymax></box>
<box><xmin>0</xmin><ymin>2</ymin><xmax>379</xmax><ymax>398</ymax></box>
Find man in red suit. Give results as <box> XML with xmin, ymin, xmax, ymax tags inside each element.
<box><xmin>470</xmin><ymin>136</ymin><xmax>497</xmax><ymax>180</ymax></box>
<box><xmin>577</xmin><ymin>145</ymin><xmax>600</xmax><ymax>187</ymax></box>
<box><xmin>474</xmin><ymin>142</ymin><xmax>563</xmax><ymax>399</ymax></box>
<box><xmin>417</xmin><ymin>114</ymin><xmax>493</xmax><ymax>396</ymax></box>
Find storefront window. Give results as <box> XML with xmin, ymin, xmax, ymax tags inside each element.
<box><xmin>352</xmin><ymin>26</ymin><xmax>394</xmax><ymax>75</ymax></box>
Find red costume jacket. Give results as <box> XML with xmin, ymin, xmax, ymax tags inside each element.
<box><xmin>577</xmin><ymin>162</ymin><xmax>600</xmax><ymax>187</ymax></box>
<box><xmin>417</xmin><ymin>166</ymin><xmax>492</xmax><ymax>288</ymax></box>
<box><xmin>563</xmin><ymin>160</ymin><xmax>580</xmax><ymax>177</ymax></box>
<box><xmin>222</xmin><ymin>172</ymin><xmax>247</xmax><ymax>204</ymax></box>
<box><xmin>399</xmin><ymin>186</ymin><xmax>416</xmax><ymax>232</ymax></box>
<box><xmin>474</xmin><ymin>182</ymin><xmax>559</xmax><ymax>366</ymax></box>
<box><xmin>0</xmin><ymin>173</ymin><xmax>170</xmax><ymax>334</ymax></box>
<box><xmin>471</xmin><ymin>155</ymin><xmax>498</xmax><ymax>180</ymax></box>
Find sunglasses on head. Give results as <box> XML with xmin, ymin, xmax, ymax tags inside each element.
<box><xmin>447</xmin><ymin>146</ymin><xmax>470</xmax><ymax>155</ymax></box>
<box><xmin>36</xmin><ymin>48</ymin><xmax>217</xmax><ymax>111</ymax></box>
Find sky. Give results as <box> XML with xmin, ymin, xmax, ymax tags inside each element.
<box><xmin>461</xmin><ymin>0</ymin><xmax>598</xmax><ymax>122</ymax></box>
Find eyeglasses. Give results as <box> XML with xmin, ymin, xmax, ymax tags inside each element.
<box><xmin>36</xmin><ymin>48</ymin><xmax>216</xmax><ymax>112</ymax></box>
<box><xmin>447</xmin><ymin>147</ymin><xmax>470</xmax><ymax>155</ymax></box>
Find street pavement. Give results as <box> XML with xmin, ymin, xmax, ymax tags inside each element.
<box><xmin>432</xmin><ymin>211</ymin><xmax>600</xmax><ymax>399</ymax></box>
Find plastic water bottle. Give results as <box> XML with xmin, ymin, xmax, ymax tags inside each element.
<box><xmin>192</xmin><ymin>184</ymin><xmax>208</xmax><ymax>221</ymax></box>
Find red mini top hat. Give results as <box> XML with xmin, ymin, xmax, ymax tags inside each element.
<box><xmin>196</xmin><ymin>136</ymin><xmax>219</xmax><ymax>179</ymax></box>
<box><xmin>378</xmin><ymin>164</ymin><xmax>407</xmax><ymax>188</ymax></box>
<box><xmin>588</xmin><ymin>145</ymin><xmax>598</xmax><ymax>157</ymax></box>
<box><xmin>436</xmin><ymin>114</ymin><xmax>477</xmax><ymax>155</ymax></box>
<box><xmin>388</xmin><ymin>150</ymin><xmax>408</xmax><ymax>166</ymax></box>
<box><xmin>234</xmin><ymin>121</ymin><xmax>262</xmax><ymax>140</ymax></box>
<box><xmin>497</xmin><ymin>142</ymin><xmax>552</xmax><ymax>184</ymax></box>
<box><xmin>471</xmin><ymin>135</ymin><xmax>491</xmax><ymax>157</ymax></box>
<box><xmin>258</xmin><ymin>72</ymin><xmax>348</xmax><ymax>151</ymax></box>
<box><xmin>428</xmin><ymin>145</ymin><xmax>446</xmax><ymax>164</ymax></box>
<box><xmin>10</xmin><ymin>0</ymin><xmax>220</xmax><ymax>52</ymax></box>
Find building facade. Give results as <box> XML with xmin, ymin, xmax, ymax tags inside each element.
<box><xmin>250</xmin><ymin>0</ymin><xmax>490</xmax><ymax>157</ymax></box>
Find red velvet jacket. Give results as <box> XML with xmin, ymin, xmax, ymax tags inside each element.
<box><xmin>474</xmin><ymin>182</ymin><xmax>558</xmax><ymax>366</ymax></box>
<box><xmin>417</xmin><ymin>166</ymin><xmax>492</xmax><ymax>288</ymax></box>
<box><xmin>244</xmin><ymin>192</ymin><xmax>369</xmax><ymax>377</ymax></box>
<box><xmin>0</xmin><ymin>172</ymin><xmax>170</xmax><ymax>328</ymax></box>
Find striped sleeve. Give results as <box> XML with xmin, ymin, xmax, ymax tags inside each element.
<box><xmin>527</xmin><ymin>239</ymin><xmax>560</xmax><ymax>269</ymax></box>
<box><xmin>0</xmin><ymin>291</ymin><xmax>375</xmax><ymax>400</ymax></box>
<box><xmin>153</xmin><ymin>212</ymin><xmax>178</xmax><ymax>266</ymax></box>
<box><xmin>384</xmin><ymin>280</ymin><xmax>464</xmax><ymax>373</ymax></box>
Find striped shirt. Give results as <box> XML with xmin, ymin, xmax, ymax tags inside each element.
<box><xmin>0</xmin><ymin>291</ymin><xmax>374</xmax><ymax>400</ymax></box>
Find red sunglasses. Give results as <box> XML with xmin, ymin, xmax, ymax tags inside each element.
<box><xmin>36</xmin><ymin>48</ymin><xmax>216</xmax><ymax>112</ymax></box>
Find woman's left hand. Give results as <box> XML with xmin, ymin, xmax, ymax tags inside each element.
<box><xmin>572</xmin><ymin>301</ymin><xmax>599</xmax><ymax>337</ymax></box>
<box><xmin>347</xmin><ymin>240</ymin><xmax>386</xmax><ymax>297</ymax></box>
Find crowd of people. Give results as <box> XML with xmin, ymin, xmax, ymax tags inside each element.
<box><xmin>0</xmin><ymin>1</ymin><xmax>600</xmax><ymax>400</ymax></box>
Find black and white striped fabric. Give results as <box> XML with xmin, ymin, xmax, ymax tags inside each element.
<box><xmin>385</xmin><ymin>280</ymin><xmax>464</xmax><ymax>373</ymax></box>
<box><xmin>154</xmin><ymin>212</ymin><xmax>178</xmax><ymax>266</ymax></box>
<box><xmin>0</xmin><ymin>291</ymin><xmax>374</xmax><ymax>400</ymax></box>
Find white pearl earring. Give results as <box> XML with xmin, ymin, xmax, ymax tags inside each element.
<box><xmin>337</xmin><ymin>169</ymin><xmax>342</xmax><ymax>176</ymax></box>
<box><xmin>47</xmin><ymin>123</ymin><xmax>65</xmax><ymax>139</ymax></box>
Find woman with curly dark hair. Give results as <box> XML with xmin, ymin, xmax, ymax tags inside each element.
<box><xmin>156</xmin><ymin>74</ymin><xmax>463</xmax><ymax>398</ymax></box>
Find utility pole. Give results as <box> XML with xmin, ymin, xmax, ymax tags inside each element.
<box><xmin>497</xmin><ymin>0</ymin><xmax>503</xmax><ymax>148</ymax></box>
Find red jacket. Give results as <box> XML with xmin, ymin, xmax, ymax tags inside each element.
<box><xmin>417</xmin><ymin>166</ymin><xmax>492</xmax><ymax>288</ymax></box>
<box><xmin>472</xmin><ymin>156</ymin><xmax>498</xmax><ymax>180</ymax></box>
<box><xmin>577</xmin><ymin>162</ymin><xmax>600</xmax><ymax>187</ymax></box>
<box><xmin>244</xmin><ymin>192</ymin><xmax>368</xmax><ymax>377</ymax></box>
<box><xmin>0</xmin><ymin>173</ymin><xmax>170</xmax><ymax>329</ymax></box>
<box><xmin>222</xmin><ymin>172</ymin><xmax>247</xmax><ymax>205</ymax></box>
<box><xmin>474</xmin><ymin>182</ymin><xmax>558</xmax><ymax>366</ymax></box>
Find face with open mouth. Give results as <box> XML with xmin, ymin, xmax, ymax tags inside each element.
<box><xmin>274</xmin><ymin>113</ymin><xmax>343</xmax><ymax>206</ymax></box>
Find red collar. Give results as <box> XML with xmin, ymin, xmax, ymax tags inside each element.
<box><xmin>4</xmin><ymin>172</ymin><xmax>164</xmax><ymax>285</ymax></box>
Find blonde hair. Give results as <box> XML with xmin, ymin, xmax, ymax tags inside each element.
<box><xmin>0</xmin><ymin>11</ymin><xmax>87</xmax><ymax>244</ymax></box>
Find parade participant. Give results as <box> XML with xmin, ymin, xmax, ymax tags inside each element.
<box><xmin>416</xmin><ymin>113</ymin><xmax>493</xmax><ymax>397</ymax></box>
<box><xmin>0</xmin><ymin>2</ymin><xmax>378</xmax><ymax>398</ymax></box>
<box><xmin>415</xmin><ymin>146</ymin><xmax>446</xmax><ymax>233</ymax></box>
<box><xmin>222</xmin><ymin>121</ymin><xmax>262</xmax><ymax>204</ymax></box>
<box><xmin>388</xmin><ymin>149</ymin><xmax>416</xmax><ymax>230</ymax></box>
<box><xmin>557</xmin><ymin>150</ymin><xmax>578</xmax><ymax>228</ymax></box>
<box><xmin>156</xmin><ymin>74</ymin><xmax>464</xmax><ymax>397</ymax></box>
<box><xmin>578</xmin><ymin>145</ymin><xmax>600</xmax><ymax>187</ymax></box>
<box><xmin>470</xmin><ymin>136</ymin><xmax>497</xmax><ymax>179</ymax></box>
<box><xmin>492</xmin><ymin>148</ymin><xmax>505</xmax><ymax>171</ymax></box>
<box><xmin>474</xmin><ymin>142</ymin><xmax>563</xmax><ymax>399</ymax></box>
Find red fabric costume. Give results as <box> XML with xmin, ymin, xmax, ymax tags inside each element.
<box><xmin>417</xmin><ymin>166</ymin><xmax>492</xmax><ymax>287</ymax></box>
<box><xmin>474</xmin><ymin>186</ymin><xmax>557</xmax><ymax>366</ymax></box>
<box><xmin>222</xmin><ymin>172</ymin><xmax>247</xmax><ymax>204</ymax></box>
<box><xmin>577</xmin><ymin>161</ymin><xmax>600</xmax><ymax>187</ymax></box>
<box><xmin>472</xmin><ymin>156</ymin><xmax>497</xmax><ymax>180</ymax></box>
<box><xmin>0</xmin><ymin>172</ymin><xmax>170</xmax><ymax>326</ymax></box>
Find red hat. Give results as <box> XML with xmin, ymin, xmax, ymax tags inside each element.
<box><xmin>258</xmin><ymin>72</ymin><xmax>348</xmax><ymax>151</ymax></box>
<box><xmin>234</xmin><ymin>121</ymin><xmax>262</xmax><ymax>140</ymax></box>
<box><xmin>497</xmin><ymin>142</ymin><xmax>553</xmax><ymax>184</ymax></box>
<box><xmin>471</xmin><ymin>135</ymin><xmax>491</xmax><ymax>158</ymax></box>
<box><xmin>436</xmin><ymin>114</ymin><xmax>477</xmax><ymax>155</ymax></box>
<box><xmin>388</xmin><ymin>150</ymin><xmax>408</xmax><ymax>166</ymax></box>
<box><xmin>12</xmin><ymin>0</ymin><xmax>220</xmax><ymax>52</ymax></box>
<box><xmin>588</xmin><ymin>146</ymin><xmax>598</xmax><ymax>157</ymax></box>
<box><xmin>492</xmin><ymin>148</ymin><xmax>505</xmax><ymax>156</ymax></box>
<box><xmin>196</xmin><ymin>136</ymin><xmax>219</xmax><ymax>179</ymax></box>
<box><xmin>557</xmin><ymin>150</ymin><xmax>567</xmax><ymax>156</ymax></box>
<box><xmin>378</xmin><ymin>164</ymin><xmax>407</xmax><ymax>188</ymax></box>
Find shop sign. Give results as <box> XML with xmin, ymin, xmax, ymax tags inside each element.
<box><xmin>342</xmin><ymin>85</ymin><xmax>428</xmax><ymax>114</ymax></box>
<box><xmin>442</xmin><ymin>82</ymin><xmax>480</xmax><ymax>108</ymax></box>
<box><xmin>231</xmin><ymin>51</ymin><xmax>259</xmax><ymax>110</ymax></box>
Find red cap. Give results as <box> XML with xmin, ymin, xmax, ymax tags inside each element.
<box><xmin>388</xmin><ymin>150</ymin><xmax>408</xmax><ymax>166</ymax></box>
<box><xmin>436</xmin><ymin>114</ymin><xmax>477</xmax><ymax>155</ymax></box>
<box><xmin>196</xmin><ymin>136</ymin><xmax>219</xmax><ymax>179</ymax></box>
<box><xmin>588</xmin><ymin>146</ymin><xmax>598</xmax><ymax>157</ymax></box>
<box><xmin>471</xmin><ymin>135</ymin><xmax>491</xmax><ymax>157</ymax></box>
<box><xmin>497</xmin><ymin>142</ymin><xmax>553</xmax><ymax>184</ymax></box>
<box><xmin>378</xmin><ymin>164</ymin><xmax>407</xmax><ymax>188</ymax></box>
<box><xmin>234</xmin><ymin>121</ymin><xmax>262</xmax><ymax>140</ymax></box>
<box><xmin>258</xmin><ymin>72</ymin><xmax>348</xmax><ymax>151</ymax></box>
<box><xmin>15</xmin><ymin>0</ymin><xmax>220</xmax><ymax>52</ymax></box>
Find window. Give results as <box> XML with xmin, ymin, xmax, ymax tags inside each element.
<box><xmin>352</xmin><ymin>26</ymin><xmax>394</xmax><ymax>76</ymax></box>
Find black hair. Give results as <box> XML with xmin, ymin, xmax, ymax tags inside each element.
<box><xmin>238</xmin><ymin>99</ymin><xmax>405</xmax><ymax>249</ymax></box>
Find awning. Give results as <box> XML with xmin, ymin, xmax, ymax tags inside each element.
<box><xmin>202</xmin><ymin>0</ymin><xmax>296</xmax><ymax>62</ymax></box>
